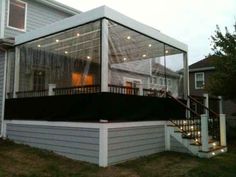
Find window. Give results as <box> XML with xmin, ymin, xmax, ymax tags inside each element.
<box><xmin>159</xmin><ymin>77</ymin><xmax>164</xmax><ymax>86</ymax></box>
<box><xmin>33</xmin><ymin>71</ymin><xmax>45</xmax><ymax>91</ymax></box>
<box><xmin>195</xmin><ymin>72</ymin><xmax>205</xmax><ymax>89</ymax></box>
<box><xmin>8</xmin><ymin>0</ymin><xmax>27</xmax><ymax>31</ymax></box>
<box><xmin>167</xmin><ymin>79</ymin><xmax>172</xmax><ymax>87</ymax></box>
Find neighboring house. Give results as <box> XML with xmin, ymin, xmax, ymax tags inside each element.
<box><xmin>0</xmin><ymin>0</ymin><xmax>80</xmax><ymax>138</ymax></box>
<box><xmin>0</xmin><ymin>5</ymin><xmax>227</xmax><ymax>167</ymax></box>
<box><xmin>189</xmin><ymin>56</ymin><xmax>236</xmax><ymax>119</ymax></box>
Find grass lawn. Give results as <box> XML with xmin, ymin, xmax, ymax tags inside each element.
<box><xmin>0</xmin><ymin>139</ymin><xmax>235</xmax><ymax>177</ymax></box>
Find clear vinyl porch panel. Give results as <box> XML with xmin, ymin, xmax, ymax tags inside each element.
<box><xmin>6</xmin><ymin>19</ymin><xmax>186</xmax><ymax>98</ymax></box>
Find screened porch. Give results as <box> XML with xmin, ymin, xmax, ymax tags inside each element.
<box><xmin>6</xmin><ymin>7</ymin><xmax>188</xmax><ymax>99</ymax></box>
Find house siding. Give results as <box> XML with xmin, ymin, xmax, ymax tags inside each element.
<box><xmin>0</xmin><ymin>51</ymin><xmax>5</xmax><ymax>131</ymax></box>
<box><xmin>4</xmin><ymin>0</ymin><xmax>72</xmax><ymax>38</ymax></box>
<box><xmin>6</xmin><ymin>123</ymin><xmax>99</xmax><ymax>164</ymax></box>
<box><xmin>170</xmin><ymin>135</ymin><xmax>191</xmax><ymax>154</ymax></box>
<box><xmin>108</xmin><ymin>125</ymin><xmax>165</xmax><ymax>165</ymax></box>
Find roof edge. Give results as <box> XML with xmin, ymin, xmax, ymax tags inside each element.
<box><xmin>15</xmin><ymin>6</ymin><xmax>187</xmax><ymax>52</ymax></box>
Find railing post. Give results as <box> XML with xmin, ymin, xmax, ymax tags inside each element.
<box><xmin>48</xmin><ymin>84</ymin><xmax>56</xmax><ymax>96</ymax></box>
<box><xmin>218</xmin><ymin>96</ymin><xmax>223</xmax><ymax>114</ymax></box>
<box><xmin>203</xmin><ymin>93</ymin><xmax>209</xmax><ymax>116</ymax></box>
<box><xmin>201</xmin><ymin>114</ymin><xmax>209</xmax><ymax>152</ymax></box>
<box><xmin>220</xmin><ymin>114</ymin><xmax>227</xmax><ymax>146</ymax></box>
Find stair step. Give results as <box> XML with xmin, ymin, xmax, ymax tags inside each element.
<box><xmin>199</xmin><ymin>146</ymin><xmax>227</xmax><ymax>153</ymax></box>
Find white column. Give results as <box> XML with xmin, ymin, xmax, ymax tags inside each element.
<box><xmin>1</xmin><ymin>50</ymin><xmax>7</xmax><ymax>138</ymax></box>
<box><xmin>218</xmin><ymin>96</ymin><xmax>223</xmax><ymax>114</ymax></box>
<box><xmin>165</xmin><ymin>124</ymin><xmax>170</xmax><ymax>151</ymax></box>
<box><xmin>101</xmin><ymin>19</ymin><xmax>109</xmax><ymax>92</ymax></box>
<box><xmin>48</xmin><ymin>84</ymin><xmax>56</xmax><ymax>96</ymax></box>
<box><xmin>203</xmin><ymin>93</ymin><xmax>209</xmax><ymax>116</ymax></box>
<box><xmin>201</xmin><ymin>114</ymin><xmax>209</xmax><ymax>152</ymax></box>
<box><xmin>13</xmin><ymin>47</ymin><xmax>20</xmax><ymax>98</ymax></box>
<box><xmin>183</xmin><ymin>52</ymin><xmax>189</xmax><ymax>99</ymax></box>
<box><xmin>99</xmin><ymin>124</ymin><xmax>108</xmax><ymax>167</ymax></box>
<box><xmin>220</xmin><ymin>114</ymin><xmax>227</xmax><ymax>146</ymax></box>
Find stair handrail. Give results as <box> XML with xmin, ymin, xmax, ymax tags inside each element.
<box><xmin>166</xmin><ymin>93</ymin><xmax>200</xmax><ymax>118</ymax></box>
<box><xmin>188</xmin><ymin>95</ymin><xmax>219</xmax><ymax>118</ymax></box>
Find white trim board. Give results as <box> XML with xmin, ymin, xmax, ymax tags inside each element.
<box><xmin>5</xmin><ymin>120</ymin><xmax>167</xmax><ymax>129</ymax></box>
<box><xmin>15</xmin><ymin>6</ymin><xmax>187</xmax><ymax>52</ymax></box>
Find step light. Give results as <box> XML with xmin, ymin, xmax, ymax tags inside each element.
<box><xmin>212</xmin><ymin>152</ymin><xmax>215</xmax><ymax>156</ymax></box>
<box><xmin>221</xmin><ymin>149</ymin><xmax>224</xmax><ymax>152</ymax></box>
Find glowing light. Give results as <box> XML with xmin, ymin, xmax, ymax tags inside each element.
<box><xmin>56</xmin><ymin>39</ymin><xmax>59</xmax><ymax>43</ymax></box>
<box><xmin>65</xmin><ymin>51</ymin><xmax>68</xmax><ymax>54</ymax></box>
<box><xmin>212</xmin><ymin>152</ymin><xmax>215</xmax><ymax>155</ymax></box>
<box><xmin>77</xmin><ymin>33</ymin><xmax>80</xmax><ymax>37</ymax></box>
<box><xmin>165</xmin><ymin>50</ymin><xmax>169</xmax><ymax>54</ymax></box>
<box><xmin>37</xmin><ymin>44</ymin><xmax>41</xmax><ymax>48</ymax></box>
<box><xmin>148</xmin><ymin>44</ymin><xmax>152</xmax><ymax>47</ymax></box>
<box><xmin>87</xmin><ymin>56</ymin><xmax>91</xmax><ymax>59</ymax></box>
<box><xmin>221</xmin><ymin>149</ymin><xmax>224</xmax><ymax>152</ymax></box>
<box><xmin>123</xmin><ymin>57</ymin><xmax>127</xmax><ymax>61</ymax></box>
<box><xmin>187</xmin><ymin>133</ymin><xmax>191</xmax><ymax>136</ymax></box>
<box><xmin>127</xmin><ymin>36</ymin><xmax>131</xmax><ymax>40</ymax></box>
<box><xmin>198</xmin><ymin>131</ymin><xmax>201</xmax><ymax>135</ymax></box>
<box><xmin>213</xmin><ymin>143</ymin><xmax>216</xmax><ymax>147</ymax></box>
<box><xmin>183</xmin><ymin>121</ymin><xmax>187</xmax><ymax>124</ymax></box>
<box><xmin>142</xmin><ymin>54</ymin><xmax>147</xmax><ymax>58</ymax></box>
<box><xmin>191</xmin><ymin>126</ymin><xmax>194</xmax><ymax>129</ymax></box>
<box><xmin>180</xmin><ymin>127</ymin><xmax>183</xmax><ymax>130</ymax></box>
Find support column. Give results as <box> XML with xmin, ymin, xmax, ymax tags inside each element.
<box><xmin>203</xmin><ymin>93</ymin><xmax>209</xmax><ymax>116</ymax></box>
<box><xmin>220</xmin><ymin>114</ymin><xmax>227</xmax><ymax>146</ymax></box>
<box><xmin>201</xmin><ymin>114</ymin><xmax>209</xmax><ymax>152</ymax></box>
<box><xmin>218</xmin><ymin>96</ymin><xmax>223</xmax><ymax>114</ymax></box>
<box><xmin>101</xmin><ymin>19</ymin><xmax>109</xmax><ymax>92</ymax></box>
<box><xmin>13</xmin><ymin>47</ymin><xmax>20</xmax><ymax>98</ymax></box>
<box><xmin>1</xmin><ymin>49</ymin><xmax>7</xmax><ymax>138</ymax></box>
<box><xmin>99</xmin><ymin>124</ymin><xmax>108</xmax><ymax>167</ymax></box>
<box><xmin>183</xmin><ymin>52</ymin><xmax>189</xmax><ymax>100</ymax></box>
<box><xmin>165</xmin><ymin>124</ymin><xmax>170</xmax><ymax>151</ymax></box>
<box><xmin>48</xmin><ymin>84</ymin><xmax>56</xmax><ymax>96</ymax></box>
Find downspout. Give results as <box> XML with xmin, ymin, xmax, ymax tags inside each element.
<box><xmin>0</xmin><ymin>47</ymin><xmax>7</xmax><ymax>138</ymax></box>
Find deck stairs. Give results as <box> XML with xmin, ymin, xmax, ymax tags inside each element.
<box><xmin>166</xmin><ymin>94</ymin><xmax>227</xmax><ymax>158</ymax></box>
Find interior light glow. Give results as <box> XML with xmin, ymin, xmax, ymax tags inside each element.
<box><xmin>56</xmin><ymin>39</ymin><xmax>60</xmax><ymax>43</ymax></box>
<box><xmin>87</xmin><ymin>56</ymin><xmax>91</xmax><ymax>59</ymax></box>
<box><xmin>148</xmin><ymin>44</ymin><xmax>152</xmax><ymax>47</ymax></box>
<box><xmin>127</xmin><ymin>36</ymin><xmax>131</xmax><ymax>40</ymax></box>
<box><xmin>65</xmin><ymin>51</ymin><xmax>68</xmax><ymax>54</ymax></box>
<box><xmin>77</xmin><ymin>33</ymin><xmax>80</xmax><ymax>37</ymax></box>
<box><xmin>123</xmin><ymin>57</ymin><xmax>127</xmax><ymax>61</ymax></box>
<box><xmin>165</xmin><ymin>50</ymin><xmax>169</xmax><ymax>54</ymax></box>
<box><xmin>37</xmin><ymin>44</ymin><xmax>41</xmax><ymax>48</ymax></box>
<box><xmin>212</xmin><ymin>152</ymin><xmax>215</xmax><ymax>155</ymax></box>
<box><xmin>221</xmin><ymin>149</ymin><xmax>224</xmax><ymax>152</ymax></box>
<box><xmin>142</xmin><ymin>54</ymin><xmax>146</xmax><ymax>58</ymax></box>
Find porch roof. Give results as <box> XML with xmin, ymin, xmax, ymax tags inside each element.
<box><xmin>15</xmin><ymin>6</ymin><xmax>188</xmax><ymax>52</ymax></box>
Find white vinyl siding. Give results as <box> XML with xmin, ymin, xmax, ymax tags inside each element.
<box><xmin>195</xmin><ymin>72</ymin><xmax>205</xmax><ymax>89</ymax></box>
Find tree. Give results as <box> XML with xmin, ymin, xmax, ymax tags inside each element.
<box><xmin>207</xmin><ymin>22</ymin><xmax>236</xmax><ymax>101</ymax></box>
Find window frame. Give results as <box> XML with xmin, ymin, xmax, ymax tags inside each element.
<box><xmin>195</xmin><ymin>72</ymin><xmax>205</xmax><ymax>89</ymax></box>
<box><xmin>7</xmin><ymin>0</ymin><xmax>27</xmax><ymax>32</ymax></box>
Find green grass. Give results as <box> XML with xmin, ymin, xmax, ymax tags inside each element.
<box><xmin>0</xmin><ymin>139</ymin><xmax>236</xmax><ymax>177</ymax></box>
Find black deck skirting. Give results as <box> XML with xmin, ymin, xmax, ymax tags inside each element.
<box><xmin>5</xmin><ymin>93</ymin><xmax>186</xmax><ymax>122</ymax></box>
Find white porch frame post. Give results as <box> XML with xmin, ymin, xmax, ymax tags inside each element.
<box><xmin>203</xmin><ymin>93</ymin><xmax>209</xmax><ymax>116</ymax></box>
<box><xmin>218</xmin><ymin>96</ymin><xmax>223</xmax><ymax>114</ymax></box>
<box><xmin>13</xmin><ymin>47</ymin><xmax>20</xmax><ymax>98</ymax></box>
<box><xmin>1</xmin><ymin>49</ymin><xmax>7</xmax><ymax>138</ymax></box>
<box><xmin>101</xmin><ymin>19</ymin><xmax>109</xmax><ymax>92</ymax></box>
<box><xmin>99</xmin><ymin>124</ymin><xmax>108</xmax><ymax>167</ymax></box>
<box><xmin>201</xmin><ymin>114</ymin><xmax>209</xmax><ymax>151</ymax></box>
<box><xmin>220</xmin><ymin>114</ymin><xmax>227</xmax><ymax>146</ymax></box>
<box><xmin>183</xmin><ymin>52</ymin><xmax>190</xmax><ymax>118</ymax></box>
